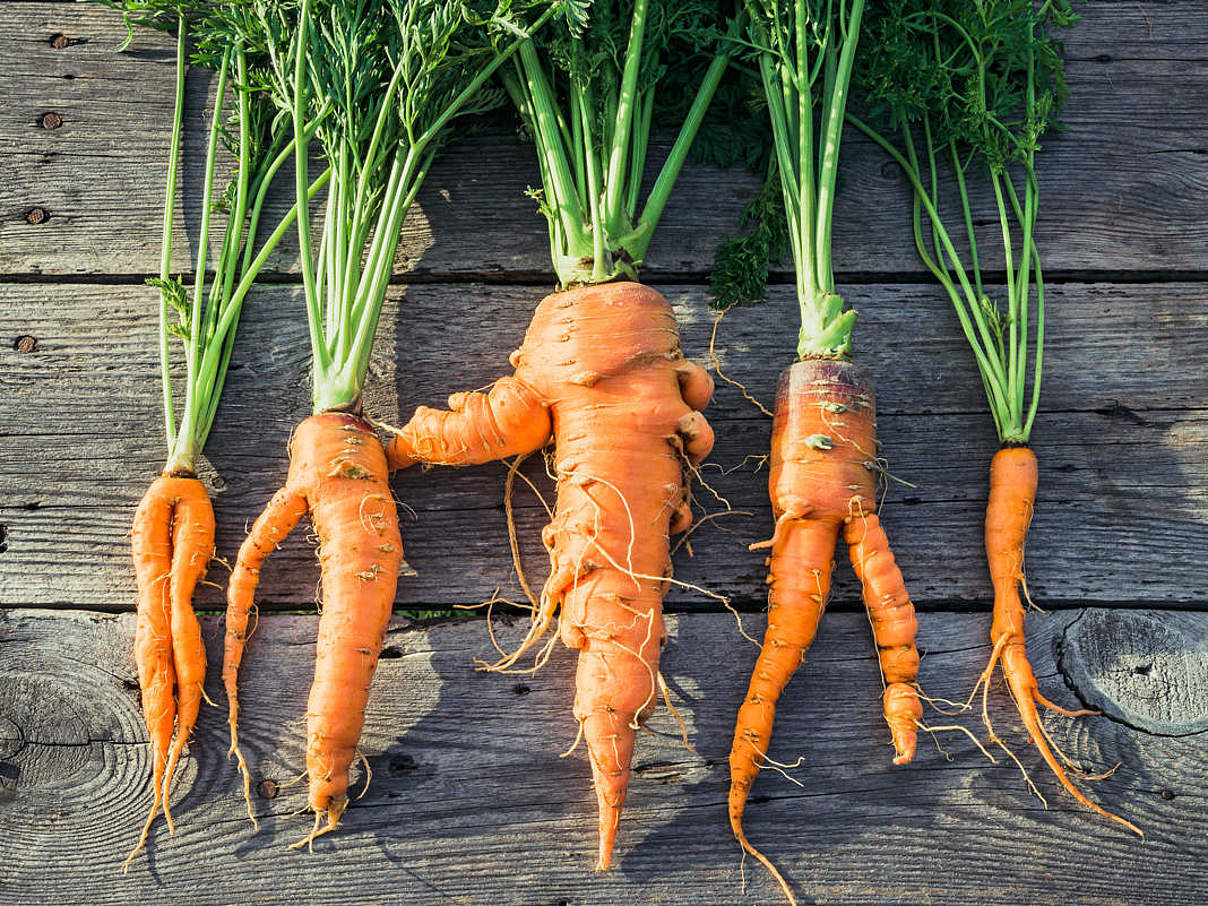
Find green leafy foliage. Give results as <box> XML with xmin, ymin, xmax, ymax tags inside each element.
<box><xmin>147</xmin><ymin>276</ymin><xmax>191</xmax><ymax>341</ymax></box>
<box><xmin>857</xmin><ymin>0</ymin><xmax>1076</xmax><ymax>174</ymax></box>
<box><xmin>851</xmin><ymin>0</ymin><xmax>1078</xmax><ymax>442</ymax></box>
<box><xmin>241</xmin><ymin>0</ymin><xmax>561</xmax><ymax>411</ymax></box>
<box><xmin>708</xmin><ymin>0</ymin><xmax>865</xmax><ymax>357</ymax></box>
<box><xmin>709</xmin><ymin>160</ymin><xmax>788</xmax><ymax>308</ymax></box>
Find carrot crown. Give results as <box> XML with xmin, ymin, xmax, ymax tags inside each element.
<box><xmin>501</xmin><ymin>0</ymin><xmax>738</xmax><ymax>288</ymax></box>
<box><xmin>851</xmin><ymin>0</ymin><xmax>1076</xmax><ymax>443</ymax></box>
<box><xmin>100</xmin><ymin>2</ymin><xmax>318</xmax><ymax>474</ymax></box>
<box><xmin>252</xmin><ymin>0</ymin><xmax>563</xmax><ymax>414</ymax></box>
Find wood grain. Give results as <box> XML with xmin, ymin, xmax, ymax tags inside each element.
<box><xmin>2</xmin><ymin>282</ymin><xmax>1205</xmax><ymax>610</ymax></box>
<box><xmin>2</xmin><ymin>2</ymin><xmax>1208</xmax><ymax>278</ymax></box>
<box><xmin>0</xmin><ymin>608</ymin><xmax>1203</xmax><ymax>906</ymax></box>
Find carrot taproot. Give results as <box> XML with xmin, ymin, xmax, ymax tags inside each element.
<box><xmin>728</xmin><ymin>360</ymin><xmax>920</xmax><ymax>901</ymax></box>
<box><xmin>127</xmin><ymin>473</ymin><xmax>213</xmax><ymax>868</ymax></box>
<box><xmin>224</xmin><ymin>413</ymin><xmax>403</xmax><ymax>840</ymax></box>
<box><xmin>980</xmin><ymin>447</ymin><xmax>1141</xmax><ymax>835</ymax></box>
<box><xmin>109</xmin><ymin>4</ymin><xmax>312</xmax><ymax>865</ymax></box>
<box><xmin>389</xmin><ymin>281</ymin><xmax>715</xmax><ymax>869</ymax></box>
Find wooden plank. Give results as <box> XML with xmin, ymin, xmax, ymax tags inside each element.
<box><xmin>0</xmin><ymin>608</ymin><xmax>1203</xmax><ymax>905</ymax></box>
<box><xmin>2</xmin><ymin>281</ymin><xmax>1205</xmax><ymax>610</ymax></box>
<box><xmin>2</xmin><ymin>3</ymin><xmax>1208</xmax><ymax>278</ymax></box>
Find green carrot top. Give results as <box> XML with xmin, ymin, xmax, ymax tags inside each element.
<box><xmin>852</xmin><ymin>0</ymin><xmax>1076</xmax><ymax>443</ymax></box>
<box><xmin>96</xmin><ymin>1</ymin><xmax>315</xmax><ymax>474</ymax></box>
<box><xmin>248</xmin><ymin>0</ymin><xmax>563</xmax><ymax>414</ymax></box>
<box><xmin>501</xmin><ymin>0</ymin><xmax>739</xmax><ymax>288</ymax></box>
<box><xmin>711</xmin><ymin>0</ymin><xmax>867</xmax><ymax>362</ymax></box>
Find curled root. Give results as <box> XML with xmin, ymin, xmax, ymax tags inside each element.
<box><xmin>707</xmin><ymin>306</ymin><xmax>774</xmax><ymax>418</ymax></box>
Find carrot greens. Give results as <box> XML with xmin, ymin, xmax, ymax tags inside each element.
<box><xmin>250</xmin><ymin>0</ymin><xmax>563</xmax><ymax>413</ymax></box>
<box><xmin>500</xmin><ymin>0</ymin><xmax>738</xmax><ymax>287</ymax></box>
<box><xmin>851</xmin><ymin>0</ymin><xmax>1077</xmax><ymax>444</ymax></box>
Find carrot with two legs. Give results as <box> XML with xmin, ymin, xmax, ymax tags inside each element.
<box><xmin>853</xmin><ymin>0</ymin><xmax>1141</xmax><ymax>835</ymax></box>
<box><xmin>111</xmin><ymin>1</ymin><xmax>324</xmax><ymax>868</ymax></box>
<box><xmin>710</xmin><ymin>3</ymin><xmax>922</xmax><ymax>900</ymax></box>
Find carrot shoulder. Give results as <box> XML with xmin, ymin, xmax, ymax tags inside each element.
<box><xmin>225</xmin><ymin>413</ymin><xmax>403</xmax><ymax>842</ymax></box>
<box><xmin>390</xmin><ymin>282</ymin><xmax>714</xmax><ymax>869</ymax></box>
<box><xmin>729</xmin><ymin>360</ymin><xmax>921</xmax><ymax>901</ymax></box>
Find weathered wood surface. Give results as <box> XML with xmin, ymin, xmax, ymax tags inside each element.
<box><xmin>3</xmin><ymin>1</ymin><xmax>1208</xmax><ymax>278</ymax></box>
<box><xmin>1</xmin><ymin>608</ymin><xmax>1204</xmax><ymax>906</ymax></box>
<box><xmin>2</xmin><ymin>281</ymin><xmax>1206</xmax><ymax>610</ymax></box>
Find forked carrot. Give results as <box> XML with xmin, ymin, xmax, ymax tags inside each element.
<box><xmin>128</xmin><ymin>475</ymin><xmax>212</xmax><ymax>864</ymax></box>
<box><xmin>978</xmin><ymin>447</ymin><xmax>1141</xmax><ymax>835</ymax></box>
<box><xmin>729</xmin><ymin>360</ymin><xmax>921</xmax><ymax>903</ymax></box>
<box><xmin>225</xmin><ymin>413</ymin><xmax>403</xmax><ymax>837</ymax></box>
<box><xmin>219</xmin><ymin>0</ymin><xmax>559</xmax><ymax>845</ymax></box>
<box><xmin>113</xmin><ymin>3</ymin><xmax>311</xmax><ymax>868</ymax></box>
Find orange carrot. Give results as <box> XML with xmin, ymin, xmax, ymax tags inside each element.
<box><xmin>225</xmin><ymin>413</ymin><xmax>404</xmax><ymax>842</ymax></box>
<box><xmin>127</xmin><ymin>473</ymin><xmax>213</xmax><ymax>868</ymax></box>
<box><xmin>729</xmin><ymin>360</ymin><xmax>921</xmax><ymax>900</ymax></box>
<box><xmin>979</xmin><ymin>446</ymin><xmax>1141</xmax><ymax>835</ymax></box>
<box><xmin>389</xmin><ymin>282</ymin><xmax>714</xmax><ymax>868</ymax></box>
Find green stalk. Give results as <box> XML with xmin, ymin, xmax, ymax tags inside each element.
<box><xmin>292</xmin><ymin>0</ymin><xmax>328</xmax><ymax>381</ymax></box>
<box><xmin>813</xmin><ymin>0</ymin><xmax>863</xmax><ymax>291</ymax></box>
<box><xmin>188</xmin><ymin>50</ymin><xmax>230</xmax><ymax>376</ymax></box>
<box><xmin>603</xmin><ymin>0</ymin><xmax>648</xmax><ymax>223</ymax></box>
<box><xmin>632</xmin><ymin>44</ymin><xmax>733</xmax><ymax>263</ymax></box>
<box><xmin>158</xmin><ymin>14</ymin><xmax>186</xmax><ymax>453</ymax></box>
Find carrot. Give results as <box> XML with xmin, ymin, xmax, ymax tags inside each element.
<box><xmin>389</xmin><ymin>282</ymin><xmax>714</xmax><ymax>868</ymax></box>
<box><xmin>219</xmin><ymin>0</ymin><xmax>559</xmax><ymax>844</ymax></box>
<box><xmin>856</xmin><ymin>0</ymin><xmax>1140</xmax><ymax>834</ymax></box>
<box><xmin>225</xmin><ymin>413</ymin><xmax>402</xmax><ymax>838</ymax></box>
<box><xmin>709</xmin><ymin>4</ymin><xmax>926</xmax><ymax>899</ymax></box>
<box><xmin>383</xmin><ymin>2</ymin><xmax>737</xmax><ymax>867</ymax></box>
<box><xmin>728</xmin><ymin>360</ymin><xmax>921</xmax><ymax>901</ymax></box>
<box><xmin>128</xmin><ymin>474</ymin><xmax>213</xmax><ymax>866</ymax></box>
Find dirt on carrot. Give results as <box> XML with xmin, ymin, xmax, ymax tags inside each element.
<box><xmin>389</xmin><ymin>281</ymin><xmax>714</xmax><ymax>869</ymax></box>
<box><xmin>225</xmin><ymin>412</ymin><xmax>404</xmax><ymax>842</ymax></box>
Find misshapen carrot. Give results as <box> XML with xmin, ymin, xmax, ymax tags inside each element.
<box><xmin>730</xmin><ymin>360</ymin><xmax>921</xmax><ymax>902</ymax></box>
<box><xmin>979</xmin><ymin>446</ymin><xmax>1141</xmax><ymax>836</ymax></box>
<box><xmin>389</xmin><ymin>282</ymin><xmax>714</xmax><ymax>869</ymax></box>
<box><xmin>127</xmin><ymin>473</ymin><xmax>213</xmax><ymax>869</ymax></box>
<box><xmin>224</xmin><ymin>412</ymin><xmax>403</xmax><ymax>842</ymax></box>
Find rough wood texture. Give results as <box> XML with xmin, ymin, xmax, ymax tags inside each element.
<box><xmin>2</xmin><ymin>282</ymin><xmax>1205</xmax><ymax>610</ymax></box>
<box><xmin>0</xmin><ymin>608</ymin><xmax>1203</xmax><ymax>906</ymax></box>
<box><xmin>2</xmin><ymin>2</ymin><xmax>1208</xmax><ymax>278</ymax></box>
<box><xmin>1062</xmin><ymin>610</ymin><xmax>1208</xmax><ymax>735</ymax></box>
